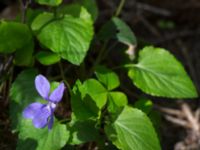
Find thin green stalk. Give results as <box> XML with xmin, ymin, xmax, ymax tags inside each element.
<box><xmin>94</xmin><ymin>41</ymin><xmax>108</xmax><ymax>67</ymax></box>
<box><xmin>58</xmin><ymin>62</ymin><xmax>72</xmax><ymax>95</ymax></box>
<box><xmin>5</xmin><ymin>66</ymin><xmax>14</xmax><ymax>105</ymax></box>
<box><xmin>89</xmin><ymin>0</ymin><xmax>126</xmax><ymax>76</ymax></box>
<box><xmin>112</xmin><ymin>64</ymin><xmax>136</xmax><ymax>70</ymax></box>
<box><xmin>102</xmin><ymin>41</ymin><xmax>118</xmax><ymax>60</ymax></box>
<box><xmin>58</xmin><ymin>118</ymin><xmax>71</xmax><ymax>123</ymax></box>
<box><xmin>124</xmin><ymin>64</ymin><xmax>136</xmax><ymax>68</ymax></box>
<box><xmin>89</xmin><ymin>41</ymin><xmax>108</xmax><ymax>76</ymax></box>
<box><xmin>115</xmin><ymin>0</ymin><xmax>126</xmax><ymax>17</ymax></box>
<box><xmin>49</xmin><ymin>75</ymin><xmax>62</xmax><ymax>81</ymax></box>
<box><xmin>19</xmin><ymin>0</ymin><xmax>30</xmax><ymax>23</ymax></box>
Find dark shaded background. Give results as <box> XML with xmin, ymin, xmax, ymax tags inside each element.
<box><xmin>0</xmin><ymin>0</ymin><xmax>200</xmax><ymax>149</ymax></box>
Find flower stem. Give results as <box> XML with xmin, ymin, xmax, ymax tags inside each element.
<box><xmin>94</xmin><ymin>41</ymin><xmax>108</xmax><ymax>66</ymax></box>
<box><xmin>89</xmin><ymin>41</ymin><xmax>108</xmax><ymax>76</ymax></box>
<box><xmin>58</xmin><ymin>118</ymin><xmax>71</xmax><ymax>123</ymax></box>
<box><xmin>115</xmin><ymin>0</ymin><xmax>126</xmax><ymax>17</ymax></box>
<box><xmin>88</xmin><ymin>0</ymin><xmax>126</xmax><ymax>76</ymax></box>
<box><xmin>58</xmin><ymin>62</ymin><xmax>72</xmax><ymax>95</ymax></box>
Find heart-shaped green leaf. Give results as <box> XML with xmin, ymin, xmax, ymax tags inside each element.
<box><xmin>95</xmin><ymin>66</ymin><xmax>120</xmax><ymax>90</ymax></box>
<box><xmin>32</xmin><ymin>10</ymin><xmax>93</xmax><ymax>65</ymax></box>
<box><xmin>128</xmin><ymin>46</ymin><xmax>198</xmax><ymax>98</ymax></box>
<box><xmin>82</xmin><ymin>79</ymin><xmax>107</xmax><ymax>108</ymax></box>
<box><xmin>71</xmin><ymin>80</ymin><xmax>99</xmax><ymax>120</ymax></box>
<box><xmin>105</xmin><ymin>106</ymin><xmax>161</xmax><ymax>150</ymax></box>
<box><xmin>98</xmin><ymin>17</ymin><xmax>137</xmax><ymax>46</ymax></box>
<box><xmin>107</xmin><ymin>92</ymin><xmax>128</xmax><ymax>113</ymax></box>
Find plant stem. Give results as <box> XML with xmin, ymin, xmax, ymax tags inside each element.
<box><xmin>102</xmin><ymin>41</ymin><xmax>118</xmax><ymax>59</ymax></box>
<box><xmin>112</xmin><ymin>64</ymin><xmax>136</xmax><ymax>70</ymax></box>
<box><xmin>19</xmin><ymin>0</ymin><xmax>31</xmax><ymax>23</ymax></box>
<box><xmin>89</xmin><ymin>0</ymin><xmax>126</xmax><ymax>76</ymax></box>
<box><xmin>89</xmin><ymin>41</ymin><xmax>108</xmax><ymax>76</ymax></box>
<box><xmin>115</xmin><ymin>0</ymin><xmax>126</xmax><ymax>17</ymax></box>
<box><xmin>58</xmin><ymin>62</ymin><xmax>72</xmax><ymax>95</ymax></box>
<box><xmin>58</xmin><ymin>118</ymin><xmax>71</xmax><ymax>123</ymax></box>
<box><xmin>94</xmin><ymin>41</ymin><xmax>108</xmax><ymax>67</ymax></box>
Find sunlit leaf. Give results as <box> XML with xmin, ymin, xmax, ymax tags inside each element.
<box><xmin>83</xmin><ymin>79</ymin><xmax>107</xmax><ymax>108</ymax></box>
<box><xmin>107</xmin><ymin>92</ymin><xmax>128</xmax><ymax>113</ymax></box>
<box><xmin>105</xmin><ymin>106</ymin><xmax>161</xmax><ymax>150</ymax></box>
<box><xmin>95</xmin><ymin>66</ymin><xmax>120</xmax><ymax>90</ymax></box>
<box><xmin>128</xmin><ymin>46</ymin><xmax>198</xmax><ymax>98</ymax></box>
<box><xmin>32</xmin><ymin>9</ymin><xmax>93</xmax><ymax>65</ymax></box>
<box><xmin>71</xmin><ymin>80</ymin><xmax>99</xmax><ymax>120</ymax></box>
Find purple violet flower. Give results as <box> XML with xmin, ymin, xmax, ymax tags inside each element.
<box><xmin>23</xmin><ymin>74</ymin><xmax>65</xmax><ymax>130</ymax></box>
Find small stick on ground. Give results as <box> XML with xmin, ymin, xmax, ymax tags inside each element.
<box><xmin>156</xmin><ymin>102</ymin><xmax>200</xmax><ymax>149</ymax></box>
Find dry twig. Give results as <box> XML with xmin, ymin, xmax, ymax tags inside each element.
<box><xmin>156</xmin><ymin>102</ymin><xmax>200</xmax><ymax>150</ymax></box>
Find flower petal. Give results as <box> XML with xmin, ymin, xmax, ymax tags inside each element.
<box><xmin>23</xmin><ymin>102</ymin><xmax>45</xmax><ymax>119</ymax></box>
<box><xmin>49</xmin><ymin>82</ymin><xmax>65</xmax><ymax>103</ymax></box>
<box><xmin>32</xmin><ymin>106</ymin><xmax>51</xmax><ymax>128</ymax></box>
<box><xmin>35</xmin><ymin>74</ymin><xmax>50</xmax><ymax>100</ymax></box>
<box><xmin>48</xmin><ymin>115</ymin><xmax>54</xmax><ymax>130</ymax></box>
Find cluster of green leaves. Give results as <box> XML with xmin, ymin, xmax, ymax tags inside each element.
<box><xmin>1</xmin><ymin>0</ymin><xmax>94</xmax><ymax>66</ymax></box>
<box><xmin>0</xmin><ymin>0</ymin><xmax>197</xmax><ymax>150</ymax></box>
